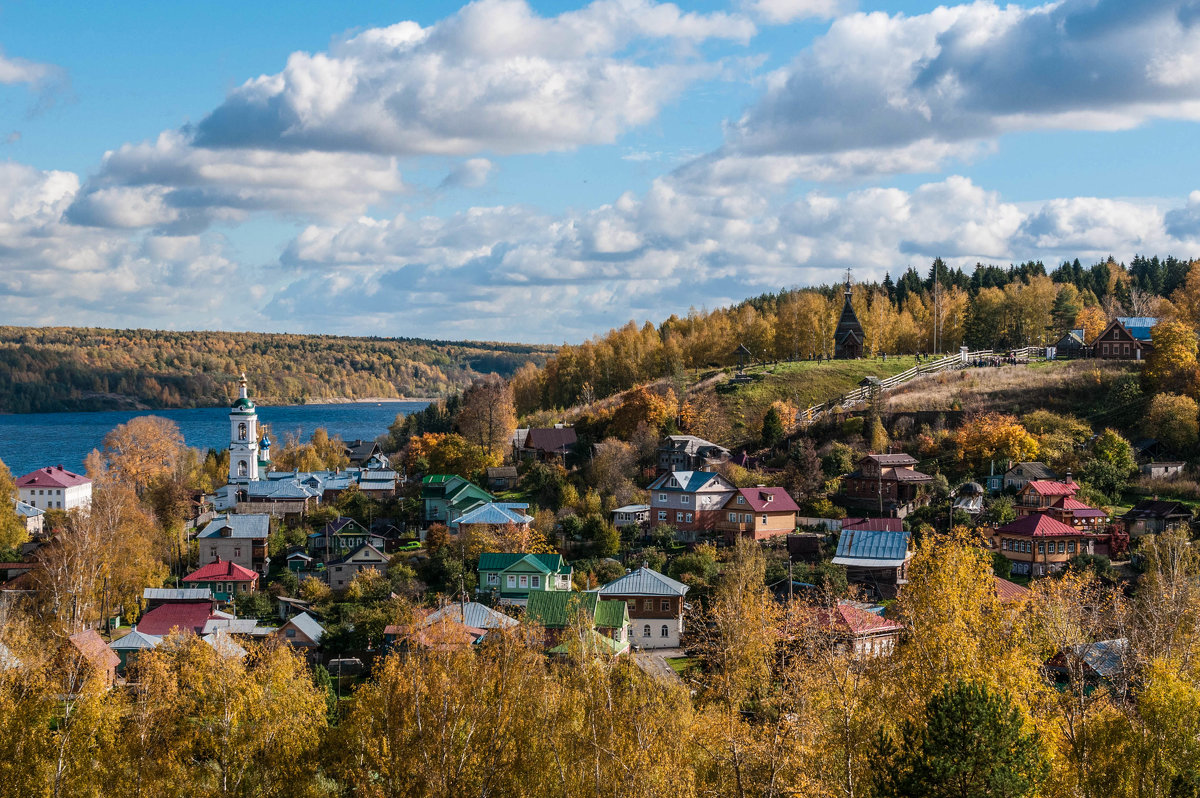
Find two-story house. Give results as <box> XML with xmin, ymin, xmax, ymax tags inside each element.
<box><xmin>595</xmin><ymin>566</ymin><xmax>689</xmax><ymax>649</ymax></box>
<box><xmin>526</xmin><ymin>591</ymin><xmax>630</xmax><ymax>657</ymax></box>
<box><xmin>307</xmin><ymin>516</ymin><xmax>385</xmax><ymax>563</ymax></box>
<box><xmin>16</xmin><ymin>465</ymin><xmax>92</xmax><ymax>512</ymax></box>
<box><xmin>717</xmin><ymin>486</ymin><xmax>799</xmax><ymax>542</ymax></box>
<box><xmin>646</xmin><ymin>470</ymin><xmax>738</xmax><ymax>541</ymax></box>
<box><xmin>831</xmin><ymin>526</ymin><xmax>912</xmax><ymax>600</ymax></box>
<box><xmin>477</xmin><ymin>552</ymin><xmax>573</xmax><ymax>606</ymax></box>
<box><xmin>1095</xmin><ymin>317</ymin><xmax>1156</xmax><ymax>360</ymax></box>
<box><xmin>326</xmin><ymin>542</ymin><xmax>390</xmax><ymax>590</ymax></box>
<box><xmin>196</xmin><ymin>513</ymin><xmax>271</xmax><ymax>575</ymax></box>
<box><xmin>519</xmin><ymin>427</ymin><xmax>578</xmax><ymax>463</ymax></box>
<box><xmin>993</xmin><ymin>513</ymin><xmax>1098</xmax><ymax>577</ymax></box>
<box><xmin>181</xmin><ymin>558</ymin><xmax>259</xmax><ymax>602</ymax></box>
<box><xmin>656</xmin><ymin>435</ymin><xmax>731</xmax><ymax>474</ymax></box>
<box><xmin>840</xmin><ymin>454</ymin><xmax>933</xmax><ymax>517</ymax></box>
<box><xmin>1014</xmin><ymin>479</ymin><xmax>1107</xmax><ymax>530</ymax></box>
<box><xmin>1003</xmin><ymin>461</ymin><xmax>1058</xmax><ymax>492</ymax></box>
<box><xmin>421</xmin><ymin>475</ymin><xmax>494</xmax><ymax>526</ymax></box>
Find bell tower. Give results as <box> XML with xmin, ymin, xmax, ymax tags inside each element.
<box><xmin>228</xmin><ymin>372</ymin><xmax>260</xmax><ymax>483</ymax></box>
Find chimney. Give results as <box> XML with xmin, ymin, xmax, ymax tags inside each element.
<box><xmin>1065</xmin><ymin>470</ymin><xmax>1075</xmax><ymax>484</ymax></box>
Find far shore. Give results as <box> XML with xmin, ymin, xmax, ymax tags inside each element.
<box><xmin>300</xmin><ymin>397</ymin><xmax>435</xmax><ymax>405</ymax></box>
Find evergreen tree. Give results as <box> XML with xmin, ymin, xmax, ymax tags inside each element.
<box><xmin>875</xmin><ymin>680</ymin><xmax>1049</xmax><ymax>798</ymax></box>
<box><xmin>761</xmin><ymin>405</ymin><xmax>786</xmax><ymax>449</ymax></box>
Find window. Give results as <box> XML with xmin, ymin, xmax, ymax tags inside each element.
<box><xmin>658</xmin><ymin>493</ymin><xmax>667</xmax><ymax>503</ymax></box>
<box><xmin>507</xmin><ymin>575</ymin><xmax>516</xmax><ymax>588</ymax></box>
<box><xmin>1038</xmin><ymin>542</ymin><xmax>1045</xmax><ymax>554</ymax></box>
<box><xmin>1124</xmin><ymin>344</ymin><xmax>1130</xmax><ymax>357</ymax></box>
<box><xmin>685</xmin><ymin>513</ymin><xmax>692</xmax><ymax>523</ymax></box>
<box><xmin>661</xmin><ymin>599</ymin><xmax>670</xmax><ymax>611</ymax></box>
<box><xmin>1057</xmin><ymin>541</ymin><xmax>1065</xmax><ymax>554</ymax></box>
<box><xmin>487</xmin><ymin>572</ymin><xmax>498</xmax><ymax>585</ymax></box>
<box><xmin>1102</xmin><ymin>343</ymin><xmax>1110</xmax><ymax>355</ymax></box>
<box><xmin>728</xmin><ymin>512</ymin><xmax>737</xmax><ymax>522</ymax></box>
<box><xmin>238</xmin><ymin>422</ymin><xmax>247</xmax><ymax>441</ymax></box>
<box><xmin>519</xmin><ymin>575</ymin><xmax>529</xmax><ymax>588</ymax></box>
<box><xmin>681</xmin><ymin>495</ymin><xmax>690</xmax><ymax>504</ymax></box>
<box><xmin>237</xmin><ymin>460</ymin><xmax>247</xmax><ymax>477</ymax></box>
<box><xmin>531</xmin><ymin>575</ymin><xmax>540</xmax><ymax>588</ymax></box>
<box><xmin>234</xmin><ymin>548</ymin><xmax>241</xmax><ymax>558</ymax></box>
<box><xmin>661</xmin><ymin>625</ymin><xmax>669</xmax><ymax>638</ymax></box>
<box><xmin>643</xmin><ymin>599</ymin><xmax>653</xmax><ymax>611</ymax></box>
<box><xmin>658</xmin><ymin>511</ymin><xmax>667</xmax><ymax>521</ymax></box>
<box><xmin>737</xmin><ymin>496</ymin><xmax>745</xmax><ymax>504</ymax></box>
<box><xmin>627</xmin><ymin>599</ymin><xmax>636</xmax><ymax>611</ymax></box>
<box><xmin>1068</xmin><ymin>541</ymin><xmax>1076</xmax><ymax>553</ymax></box>
<box><xmin>761</xmin><ymin>514</ymin><xmax>768</xmax><ymax>525</ymax></box>
<box><xmin>676</xmin><ymin>512</ymin><xmax>684</xmax><ymax>522</ymax></box>
<box><xmin>643</xmin><ymin>624</ymin><xmax>651</xmax><ymax>638</ymax></box>
<box><xmin>286</xmin><ymin>628</ymin><xmax>296</xmax><ymax>638</ymax></box>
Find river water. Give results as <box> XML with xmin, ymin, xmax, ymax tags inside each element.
<box><xmin>0</xmin><ymin>401</ymin><xmax>429</xmax><ymax>479</ymax></box>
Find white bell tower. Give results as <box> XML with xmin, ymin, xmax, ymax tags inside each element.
<box><xmin>228</xmin><ymin>372</ymin><xmax>260</xmax><ymax>483</ymax></box>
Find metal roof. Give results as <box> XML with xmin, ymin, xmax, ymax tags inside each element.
<box><xmin>648</xmin><ymin>470</ymin><xmax>732</xmax><ymax>493</ymax></box>
<box><xmin>143</xmin><ymin>587</ymin><xmax>212</xmax><ymax>601</ymax></box>
<box><xmin>285</xmin><ymin>612</ymin><xmax>325</xmax><ymax>643</ymax></box>
<box><xmin>597</xmin><ymin>566</ymin><xmax>689</xmax><ymax>597</ymax></box>
<box><xmin>1116</xmin><ymin>317</ymin><xmax>1158</xmax><ymax>341</ymax></box>
<box><xmin>108</xmin><ymin>628</ymin><xmax>163</xmax><ymax>650</ymax></box>
<box><xmin>13</xmin><ymin>499</ymin><xmax>42</xmax><ymax>518</ymax></box>
<box><xmin>833</xmin><ymin>529</ymin><xmax>910</xmax><ymax>567</ymax></box>
<box><xmin>425</xmin><ymin>602</ymin><xmax>518</xmax><ymax>630</ymax></box>
<box><xmin>454</xmin><ymin>503</ymin><xmax>533</xmax><ymax>527</ymax></box>
<box><xmin>197</xmin><ymin>513</ymin><xmax>271</xmax><ymax>539</ymax></box>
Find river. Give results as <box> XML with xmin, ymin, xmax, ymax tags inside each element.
<box><xmin>0</xmin><ymin>401</ymin><xmax>430</xmax><ymax>479</ymax></box>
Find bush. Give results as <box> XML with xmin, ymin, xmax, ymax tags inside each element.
<box><xmin>991</xmin><ymin>552</ymin><xmax>1013</xmax><ymax>580</ymax></box>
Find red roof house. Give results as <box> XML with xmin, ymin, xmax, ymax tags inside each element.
<box><xmin>801</xmin><ymin>601</ymin><xmax>903</xmax><ymax>657</ymax></box>
<box><xmin>718</xmin><ymin>487</ymin><xmax>799</xmax><ymax>541</ymax></box>
<box><xmin>64</xmin><ymin>630</ymin><xmax>121</xmax><ymax>688</ymax></box>
<box><xmin>137</xmin><ymin>601</ymin><xmax>221</xmax><ymax>637</ymax></box>
<box><xmin>183</xmin><ymin>558</ymin><xmax>259</xmax><ymax>601</ymax></box>
<box><xmin>16</xmin><ymin>465</ymin><xmax>92</xmax><ymax>511</ymax></box>
<box><xmin>994</xmin><ymin>513</ymin><xmax>1101</xmax><ymax>578</ymax></box>
<box><xmin>16</xmin><ymin>466</ymin><xmax>91</xmax><ymax>489</ymax></box>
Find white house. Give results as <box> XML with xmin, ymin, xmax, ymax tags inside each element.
<box><xmin>16</xmin><ymin>466</ymin><xmax>91</xmax><ymax>512</ymax></box>
<box><xmin>595</xmin><ymin>566</ymin><xmax>689</xmax><ymax>649</ymax></box>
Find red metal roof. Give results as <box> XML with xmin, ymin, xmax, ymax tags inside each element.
<box><xmin>16</xmin><ymin>465</ymin><xmax>90</xmax><ymax>489</ymax></box>
<box><xmin>68</xmin><ymin>629</ymin><xmax>120</xmax><ymax>672</ymax></box>
<box><xmin>843</xmin><ymin>517</ymin><xmax>904</xmax><ymax>532</ymax></box>
<box><xmin>996</xmin><ymin>513</ymin><xmax>1089</xmax><ymax>537</ymax></box>
<box><xmin>811</xmin><ymin>602</ymin><xmax>903</xmax><ymax>635</ymax></box>
<box><xmin>183</xmin><ymin>559</ymin><xmax>259</xmax><ymax>583</ymax></box>
<box><xmin>1024</xmin><ymin>480</ymin><xmax>1078</xmax><ymax>497</ymax></box>
<box><xmin>733</xmin><ymin>487</ymin><xmax>800</xmax><ymax>513</ymax></box>
<box><xmin>994</xmin><ymin>576</ymin><xmax>1032</xmax><ymax>603</ymax></box>
<box><xmin>137</xmin><ymin>601</ymin><xmax>217</xmax><ymax>636</ymax></box>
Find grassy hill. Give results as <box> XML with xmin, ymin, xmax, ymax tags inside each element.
<box><xmin>0</xmin><ymin>326</ymin><xmax>556</xmax><ymax>413</ymax></box>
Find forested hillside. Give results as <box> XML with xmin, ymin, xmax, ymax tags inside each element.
<box><xmin>513</xmin><ymin>254</ymin><xmax>1200</xmax><ymax>413</ymax></box>
<box><xmin>0</xmin><ymin>327</ymin><xmax>556</xmax><ymax>413</ymax></box>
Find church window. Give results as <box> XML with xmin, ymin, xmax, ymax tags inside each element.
<box><xmin>238</xmin><ymin>422</ymin><xmax>247</xmax><ymax>441</ymax></box>
<box><xmin>238</xmin><ymin>460</ymin><xmax>248</xmax><ymax>477</ymax></box>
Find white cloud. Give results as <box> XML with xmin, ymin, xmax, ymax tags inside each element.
<box><xmin>741</xmin><ymin>0</ymin><xmax>848</xmax><ymax>24</ymax></box>
<box><xmin>0</xmin><ymin>49</ymin><xmax>58</xmax><ymax>87</ymax></box>
<box><xmin>440</xmin><ymin>158</ymin><xmax>495</xmax><ymax>189</ymax></box>
<box><xmin>193</xmin><ymin>0</ymin><xmax>753</xmax><ymax>157</ymax></box>
<box><xmin>723</xmin><ymin>0</ymin><xmax>1200</xmax><ymax>177</ymax></box>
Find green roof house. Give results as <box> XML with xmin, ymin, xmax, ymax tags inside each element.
<box><xmin>421</xmin><ymin>475</ymin><xmax>494</xmax><ymax>526</ymax></box>
<box><xmin>526</xmin><ymin>591</ymin><xmax>630</xmax><ymax>656</ymax></box>
<box><xmin>478</xmin><ymin>552</ymin><xmax>573</xmax><ymax>606</ymax></box>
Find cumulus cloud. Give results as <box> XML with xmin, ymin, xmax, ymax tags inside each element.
<box><xmin>0</xmin><ymin>49</ymin><xmax>59</xmax><ymax>87</ymax></box>
<box><xmin>262</xmin><ymin>172</ymin><xmax>1200</xmax><ymax>341</ymax></box>
<box><xmin>723</xmin><ymin>0</ymin><xmax>1200</xmax><ymax>177</ymax></box>
<box><xmin>440</xmin><ymin>158</ymin><xmax>494</xmax><ymax>189</ymax></box>
<box><xmin>193</xmin><ymin>0</ymin><xmax>754</xmax><ymax>157</ymax></box>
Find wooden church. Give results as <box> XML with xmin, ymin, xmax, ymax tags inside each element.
<box><xmin>834</xmin><ymin>273</ymin><xmax>864</xmax><ymax>359</ymax></box>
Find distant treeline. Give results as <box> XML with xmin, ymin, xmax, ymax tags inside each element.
<box><xmin>0</xmin><ymin>327</ymin><xmax>556</xmax><ymax>413</ymax></box>
<box><xmin>513</xmin><ymin>254</ymin><xmax>1199</xmax><ymax>414</ymax></box>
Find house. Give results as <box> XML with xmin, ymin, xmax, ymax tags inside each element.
<box><xmin>1122</xmin><ymin>500</ymin><xmax>1193</xmax><ymax>537</ymax></box>
<box><xmin>274</xmin><ymin>612</ymin><xmax>325</xmax><ymax>649</ymax></box>
<box><xmin>108</xmin><ymin>628</ymin><xmax>163</xmax><ymax>674</ymax></box>
<box><xmin>1141</xmin><ymin>461</ymin><xmax>1186</xmax><ymax>479</ymax></box>
<box><xmin>656</xmin><ymin>435</ymin><xmax>731</xmax><ymax>474</ymax></box>
<box><xmin>286</xmin><ymin>551</ymin><xmax>314</xmax><ymax>572</ymax></box>
<box><xmin>612</xmin><ymin>504</ymin><xmax>650</xmax><ymax>529</ymax></box>
<box><xmin>486</xmin><ymin>466</ymin><xmax>519</xmax><ymax>491</ymax></box>
<box><xmin>182</xmin><ymin>558</ymin><xmax>259</xmax><ymax>602</ymax></box>
<box><xmin>1003</xmin><ymin>461</ymin><xmax>1058</xmax><ymax>492</ymax></box>
<box><xmin>520</xmin><ymin>427</ymin><xmax>578</xmax><ymax>462</ymax></box>
<box><xmin>64</xmin><ymin>630</ymin><xmax>121</xmax><ymax>689</ymax></box>
<box><xmin>833</xmin><ymin>278</ymin><xmax>864</xmax><ymax>359</ymax></box>
<box><xmin>16</xmin><ymin>465</ymin><xmax>91</xmax><ymax>512</ymax></box>
<box><xmin>525</xmin><ymin>591</ymin><xmax>630</xmax><ymax>656</ymax></box>
<box><xmin>1046</xmin><ymin>639</ymin><xmax>1129</xmax><ymax>683</ymax></box>
<box><xmin>307</xmin><ymin>517</ymin><xmax>384</xmax><ymax>563</ymax></box>
<box><xmin>13</xmin><ymin>499</ymin><xmax>44</xmax><ymax>535</ymax></box>
<box><xmin>1052</xmin><ymin>328</ymin><xmax>1087</xmax><ymax>358</ymax></box>
<box><xmin>595</xmin><ymin>566</ymin><xmax>689</xmax><ymax>649</ymax></box>
<box><xmin>1094</xmin><ymin>317</ymin><xmax>1157</xmax><ymax>360</ymax></box>
<box><xmin>421</xmin><ymin>474</ymin><xmax>494</xmax><ymax>525</ymax></box>
<box><xmin>386</xmin><ymin>601</ymin><xmax>519</xmax><ymax>650</ymax></box>
<box><xmin>840</xmin><ymin>454</ymin><xmax>933</xmax><ymax>517</ymax></box>
<box><xmin>717</xmin><ymin>487</ymin><xmax>799</xmax><ymax>542</ymax></box>
<box><xmin>196</xmin><ymin>513</ymin><xmax>271</xmax><ymax>575</ymax></box>
<box><xmin>142</xmin><ymin>587</ymin><xmax>213</xmax><ymax>611</ymax></box>
<box><xmin>795</xmin><ymin>601</ymin><xmax>903</xmax><ymax>657</ymax></box>
<box><xmin>326</xmin><ymin>543</ymin><xmax>390</xmax><ymax>590</ymax></box>
<box><xmin>477</xmin><ymin>552</ymin><xmax>573</xmax><ymax>605</ymax></box>
<box><xmin>995</xmin><ymin>576</ymin><xmax>1033</xmax><ymax>604</ymax></box>
<box><xmin>1014</xmin><ymin>480</ymin><xmax>1107</xmax><ymax>530</ymax></box>
<box><xmin>137</xmin><ymin>598</ymin><xmax>222</xmax><ymax>637</ymax></box>
<box><xmin>831</xmin><ymin>527</ymin><xmax>912</xmax><ymax>600</ymax></box>
<box><xmin>646</xmin><ymin>470</ymin><xmax>738</xmax><ymax>541</ymax></box>
<box><xmin>344</xmin><ymin>439</ymin><xmax>381</xmax><ymax>466</ymax></box>
<box><xmin>451</xmin><ymin>502</ymin><xmax>533</xmax><ymax>533</ymax></box>
<box><xmin>993</xmin><ymin>514</ymin><xmax>1099</xmax><ymax>577</ymax></box>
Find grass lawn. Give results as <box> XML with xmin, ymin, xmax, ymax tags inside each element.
<box><xmin>1005</xmin><ymin>573</ymin><xmax>1033</xmax><ymax>587</ymax></box>
<box><xmin>666</xmin><ymin>656</ymin><xmax>698</xmax><ymax>676</ymax></box>
<box><xmin>720</xmin><ymin>356</ymin><xmax>919</xmax><ymax>409</ymax></box>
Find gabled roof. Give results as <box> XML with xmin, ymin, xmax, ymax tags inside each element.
<box><xmin>17</xmin><ymin>465</ymin><xmax>90</xmax><ymax>489</ymax></box>
<box><xmin>1051</xmin><ymin>497</ymin><xmax>1108</xmax><ymax>518</ymax></box>
<box><xmin>648</xmin><ymin>470</ymin><xmax>735</xmax><ymax>493</ymax></box>
<box><xmin>109</xmin><ymin>628</ymin><xmax>163</xmax><ymax>651</ymax></box>
<box><xmin>994</xmin><ymin>576</ymin><xmax>1032</xmax><ymax>603</ymax></box>
<box><xmin>13</xmin><ymin>499</ymin><xmax>42</xmax><ymax>518</ymax></box>
<box><xmin>203</xmin><ymin>630</ymin><xmax>248</xmax><ymax>659</ymax></box>
<box><xmin>843</xmin><ymin>517</ymin><xmax>904</xmax><ymax>532</ymax></box>
<box><xmin>862</xmin><ymin>453</ymin><xmax>918</xmax><ymax>466</ymax></box>
<box><xmin>425</xmin><ymin>601</ymin><xmax>518</xmax><ymax>630</ymax></box>
<box><xmin>1004</xmin><ymin>462</ymin><xmax>1058</xmax><ymax>480</ymax></box>
<box><xmin>68</xmin><ymin>630</ymin><xmax>120</xmax><ymax>672</ymax></box>
<box><xmin>1023</xmin><ymin>480</ymin><xmax>1078</xmax><ymax>497</ymax></box>
<box><xmin>137</xmin><ymin>602</ymin><xmax>218</xmax><ymax>636</ymax></box>
<box><xmin>660</xmin><ymin>435</ymin><xmax>729</xmax><ymax>457</ymax></box>
<box><xmin>527</xmin><ymin>591</ymin><xmax>627</xmax><ymax>629</ymax></box>
<box><xmin>284</xmin><ymin>612</ymin><xmax>325</xmax><ymax>644</ymax></box>
<box><xmin>183</xmin><ymin>559</ymin><xmax>259</xmax><ymax>583</ymax></box>
<box><xmin>809</xmin><ymin>601</ymin><xmax>903</xmax><ymax>635</ymax></box>
<box><xmin>487</xmin><ymin>466</ymin><xmax>519</xmax><ymax>478</ymax></box>
<box><xmin>321</xmin><ymin>517</ymin><xmax>368</xmax><ymax>537</ymax></box>
<box><xmin>143</xmin><ymin>587</ymin><xmax>212</xmax><ymax>602</ymax></box>
<box><xmin>1116</xmin><ymin>317</ymin><xmax>1157</xmax><ymax>341</ymax></box>
<box><xmin>197</xmin><ymin>513</ymin><xmax>271</xmax><ymax>539</ymax></box>
<box><xmin>330</xmin><ymin>543</ymin><xmax>389</xmax><ymax>566</ymax></box>
<box><xmin>612</xmin><ymin>504</ymin><xmax>650</xmax><ymax>514</ymax></box>
<box><xmin>478</xmin><ymin>552</ymin><xmax>570</xmax><ymax>575</ymax></box>
<box><xmin>731</xmin><ymin>487</ymin><xmax>800</xmax><ymax>513</ymax></box>
<box><xmin>832</xmin><ymin>529</ymin><xmax>910</xmax><ymax>568</ymax></box>
<box><xmin>1123</xmin><ymin>499</ymin><xmax>1192</xmax><ymax>520</ymax></box>
<box><xmin>597</xmin><ymin>566</ymin><xmax>689</xmax><ymax>597</ymax></box>
<box><xmin>524</xmin><ymin>427</ymin><xmax>578</xmax><ymax>455</ymax></box>
<box><xmin>454</xmin><ymin>502</ymin><xmax>533</xmax><ymax>527</ymax></box>
<box><xmin>1051</xmin><ymin>638</ymin><xmax>1129</xmax><ymax>678</ymax></box>
<box><xmin>996</xmin><ymin>513</ymin><xmax>1089</xmax><ymax>537</ymax></box>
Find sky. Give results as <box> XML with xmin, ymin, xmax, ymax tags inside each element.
<box><xmin>3</xmin><ymin>0</ymin><xmax>1200</xmax><ymax>345</ymax></box>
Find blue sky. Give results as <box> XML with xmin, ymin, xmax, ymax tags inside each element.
<box><xmin>2</xmin><ymin>0</ymin><xmax>1200</xmax><ymax>344</ymax></box>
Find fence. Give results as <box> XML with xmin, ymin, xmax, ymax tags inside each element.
<box><xmin>796</xmin><ymin>347</ymin><xmax>1005</xmax><ymax>426</ymax></box>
